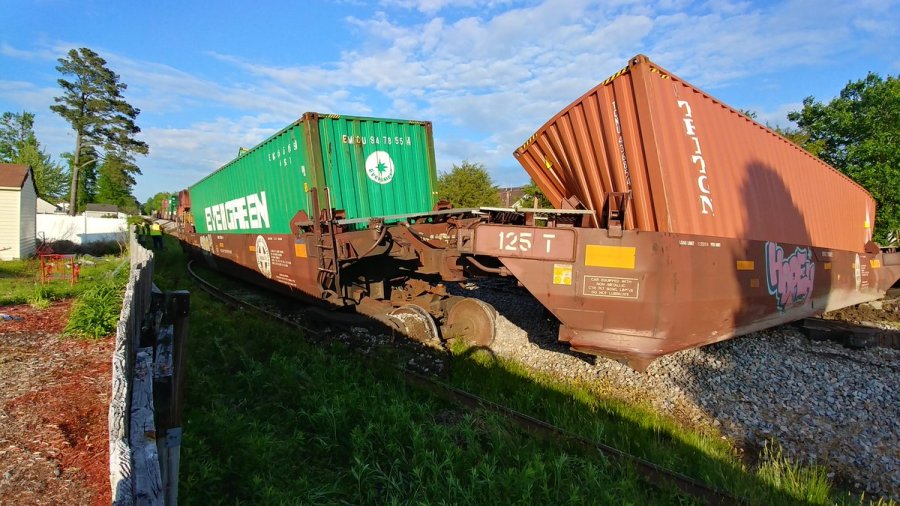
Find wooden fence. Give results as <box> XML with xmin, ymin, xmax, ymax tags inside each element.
<box><xmin>110</xmin><ymin>229</ymin><xmax>189</xmax><ymax>505</ymax></box>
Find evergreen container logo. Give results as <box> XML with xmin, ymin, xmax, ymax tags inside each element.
<box><xmin>365</xmin><ymin>151</ymin><xmax>395</xmax><ymax>184</ymax></box>
<box><xmin>255</xmin><ymin>235</ymin><xmax>272</xmax><ymax>278</ymax></box>
<box><xmin>204</xmin><ymin>191</ymin><xmax>269</xmax><ymax>231</ymax></box>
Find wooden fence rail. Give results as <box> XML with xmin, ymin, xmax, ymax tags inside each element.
<box><xmin>110</xmin><ymin>227</ymin><xmax>189</xmax><ymax>505</ymax></box>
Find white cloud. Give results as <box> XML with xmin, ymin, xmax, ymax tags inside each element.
<box><xmin>4</xmin><ymin>0</ymin><xmax>898</xmax><ymax>199</ymax></box>
<box><xmin>380</xmin><ymin>0</ymin><xmax>517</xmax><ymax>15</ymax></box>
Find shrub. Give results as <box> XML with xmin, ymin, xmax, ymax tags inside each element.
<box><xmin>64</xmin><ymin>279</ymin><xmax>124</xmax><ymax>339</ymax></box>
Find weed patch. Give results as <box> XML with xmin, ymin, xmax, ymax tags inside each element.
<box><xmin>63</xmin><ymin>277</ymin><xmax>125</xmax><ymax>339</ymax></box>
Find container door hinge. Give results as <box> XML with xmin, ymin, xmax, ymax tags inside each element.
<box><xmin>604</xmin><ymin>191</ymin><xmax>631</xmax><ymax>238</ymax></box>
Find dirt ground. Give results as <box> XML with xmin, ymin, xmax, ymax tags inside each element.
<box><xmin>824</xmin><ymin>295</ymin><xmax>900</xmax><ymax>328</ymax></box>
<box><xmin>0</xmin><ymin>300</ymin><xmax>112</xmax><ymax>506</ymax></box>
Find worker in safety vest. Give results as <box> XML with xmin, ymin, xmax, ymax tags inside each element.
<box><xmin>135</xmin><ymin>222</ymin><xmax>145</xmax><ymax>246</ymax></box>
<box><xmin>150</xmin><ymin>222</ymin><xmax>163</xmax><ymax>250</ymax></box>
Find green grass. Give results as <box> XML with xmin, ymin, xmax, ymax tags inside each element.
<box><xmin>151</xmin><ymin>236</ymin><xmax>888</xmax><ymax>505</ymax></box>
<box><xmin>0</xmin><ymin>255</ymin><xmax>124</xmax><ymax>307</ymax></box>
<box><xmin>0</xmin><ymin>253</ymin><xmax>127</xmax><ymax>339</ymax></box>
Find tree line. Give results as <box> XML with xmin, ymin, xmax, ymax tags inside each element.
<box><xmin>0</xmin><ymin>48</ymin><xmax>147</xmax><ymax>215</ymax></box>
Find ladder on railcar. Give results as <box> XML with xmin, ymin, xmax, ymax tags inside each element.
<box><xmin>313</xmin><ymin>187</ymin><xmax>342</xmax><ymax>300</ymax></box>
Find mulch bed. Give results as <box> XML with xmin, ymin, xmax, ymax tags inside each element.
<box><xmin>0</xmin><ymin>300</ymin><xmax>112</xmax><ymax>505</ymax></box>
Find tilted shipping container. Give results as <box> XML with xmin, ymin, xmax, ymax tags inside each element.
<box><xmin>515</xmin><ymin>55</ymin><xmax>875</xmax><ymax>254</ymax></box>
<box><xmin>189</xmin><ymin>113</ymin><xmax>439</xmax><ymax>235</ymax></box>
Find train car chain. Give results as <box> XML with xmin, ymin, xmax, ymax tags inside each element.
<box><xmin>186</xmin><ymin>260</ymin><xmax>746</xmax><ymax>506</ymax></box>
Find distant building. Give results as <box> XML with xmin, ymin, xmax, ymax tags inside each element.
<box><xmin>0</xmin><ymin>164</ymin><xmax>37</xmax><ymax>260</ymax></box>
<box><xmin>84</xmin><ymin>203</ymin><xmax>122</xmax><ymax>218</ymax></box>
<box><xmin>497</xmin><ymin>186</ymin><xmax>530</xmax><ymax>208</ymax></box>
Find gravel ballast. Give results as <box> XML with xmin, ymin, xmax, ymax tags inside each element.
<box><xmin>452</xmin><ymin>281</ymin><xmax>900</xmax><ymax>499</ymax></box>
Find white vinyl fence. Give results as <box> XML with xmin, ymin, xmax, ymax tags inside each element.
<box><xmin>37</xmin><ymin>214</ymin><xmax>127</xmax><ymax>245</ymax></box>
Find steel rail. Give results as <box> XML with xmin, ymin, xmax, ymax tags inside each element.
<box><xmin>185</xmin><ymin>260</ymin><xmax>747</xmax><ymax>506</ymax></box>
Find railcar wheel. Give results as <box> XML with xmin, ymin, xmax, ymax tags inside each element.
<box><xmin>444</xmin><ymin>298</ymin><xmax>496</xmax><ymax>347</ymax></box>
<box><xmin>389</xmin><ymin>304</ymin><xmax>440</xmax><ymax>345</ymax></box>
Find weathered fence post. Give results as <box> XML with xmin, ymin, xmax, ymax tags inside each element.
<box><xmin>111</xmin><ymin>222</ymin><xmax>189</xmax><ymax>506</ymax></box>
<box><xmin>154</xmin><ymin>291</ymin><xmax>189</xmax><ymax>506</ymax></box>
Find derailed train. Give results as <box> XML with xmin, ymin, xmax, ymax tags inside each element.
<box><xmin>173</xmin><ymin>55</ymin><xmax>900</xmax><ymax>370</ymax></box>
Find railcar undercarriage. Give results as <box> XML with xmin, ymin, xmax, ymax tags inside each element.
<box><xmin>165</xmin><ymin>197</ymin><xmax>900</xmax><ymax>370</ymax></box>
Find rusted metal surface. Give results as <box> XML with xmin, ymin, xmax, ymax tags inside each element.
<box><xmin>444</xmin><ymin>298</ymin><xmax>497</xmax><ymax>346</ymax></box>
<box><xmin>801</xmin><ymin>317</ymin><xmax>900</xmax><ymax>350</ymax></box>
<box><xmin>515</xmin><ymin>55</ymin><xmax>877</xmax><ymax>254</ymax></box>
<box><xmin>172</xmin><ymin>67</ymin><xmax>899</xmax><ymax>369</ymax></box>
<box><xmin>468</xmin><ymin>222</ymin><xmax>900</xmax><ymax>369</ymax></box>
<box><xmin>174</xmin><ymin>195</ymin><xmax>900</xmax><ymax>369</ymax></box>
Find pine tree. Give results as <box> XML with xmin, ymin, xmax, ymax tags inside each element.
<box><xmin>96</xmin><ymin>154</ymin><xmax>139</xmax><ymax>209</ymax></box>
<box><xmin>50</xmin><ymin>48</ymin><xmax>148</xmax><ymax>215</ymax></box>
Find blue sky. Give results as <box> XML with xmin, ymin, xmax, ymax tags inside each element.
<box><xmin>1</xmin><ymin>0</ymin><xmax>898</xmax><ymax>202</ymax></box>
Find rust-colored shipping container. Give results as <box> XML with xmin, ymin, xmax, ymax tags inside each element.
<box><xmin>503</xmin><ymin>54</ymin><xmax>900</xmax><ymax>368</ymax></box>
<box><xmin>515</xmin><ymin>55</ymin><xmax>875</xmax><ymax>254</ymax></box>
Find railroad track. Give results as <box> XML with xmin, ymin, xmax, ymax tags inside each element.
<box><xmin>186</xmin><ymin>260</ymin><xmax>746</xmax><ymax>506</ymax></box>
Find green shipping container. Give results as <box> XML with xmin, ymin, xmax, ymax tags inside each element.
<box><xmin>189</xmin><ymin>113</ymin><xmax>439</xmax><ymax>235</ymax></box>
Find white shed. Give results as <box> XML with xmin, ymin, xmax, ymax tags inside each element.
<box><xmin>0</xmin><ymin>164</ymin><xmax>37</xmax><ymax>260</ymax></box>
<box><xmin>36</xmin><ymin>197</ymin><xmax>62</xmax><ymax>214</ymax></box>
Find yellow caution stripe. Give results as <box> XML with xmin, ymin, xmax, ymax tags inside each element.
<box><xmin>585</xmin><ymin>245</ymin><xmax>636</xmax><ymax>269</ymax></box>
<box><xmin>518</xmin><ymin>133</ymin><xmax>539</xmax><ymax>152</ymax></box>
<box><xmin>601</xmin><ymin>65</ymin><xmax>630</xmax><ymax>86</ymax></box>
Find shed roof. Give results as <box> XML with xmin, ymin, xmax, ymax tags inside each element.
<box><xmin>85</xmin><ymin>203</ymin><xmax>119</xmax><ymax>213</ymax></box>
<box><xmin>0</xmin><ymin>164</ymin><xmax>33</xmax><ymax>189</ymax></box>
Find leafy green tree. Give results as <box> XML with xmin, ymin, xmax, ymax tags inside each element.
<box><xmin>51</xmin><ymin>48</ymin><xmax>149</xmax><ymax>216</ymax></box>
<box><xmin>771</xmin><ymin>124</ymin><xmax>824</xmax><ymax>157</ymax></box>
<box><xmin>143</xmin><ymin>192</ymin><xmax>172</xmax><ymax>215</ymax></box>
<box><xmin>18</xmin><ymin>142</ymin><xmax>69</xmax><ymax>201</ymax></box>
<box><xmin>96</xmin><ymin>153</ymin><xmax>140</xmax><ymax>209</ymax></box>
<box><xmin>521</xmin><ymin>179</ymin><xmax>552</xmax><ymax>208</ymax></box>
<box><xmin>437</xmin><ymin>161</ymin><xmax>500</xmax><ymax>208</ymax></box>
<box><xmin>0</xmin><ymin>111</ymin><xmax>69</xmax><ymax>200</ymax></box>
<box><xmin>787</xmin><ymin>73</ymin><xmax>900</xmax><ymax>242</ymax></box>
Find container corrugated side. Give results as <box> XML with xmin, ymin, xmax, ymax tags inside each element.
<box><xmin>189</xmin><ymin>122</ymin><xmax>315</xmax><ymax>235</ymax></box>
<box><xmin>315</xmin><ymin>114</ymin><xmax>438</xmax><ymax>220</ymax></box>
<box><xmin>189</xmin><ymin>113</ymin><xmax>439</xmax><ymax>235</ymax></box>
<box><xmin>515</xmin><ymin>55</ymin><xmax>876</xmax><ymax>253</ymax></box>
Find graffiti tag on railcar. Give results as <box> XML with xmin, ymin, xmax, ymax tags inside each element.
<box><xmin>765</xmin><ymin>242</ymin><xmax>815</xmax><ymax>311</ymax></box>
